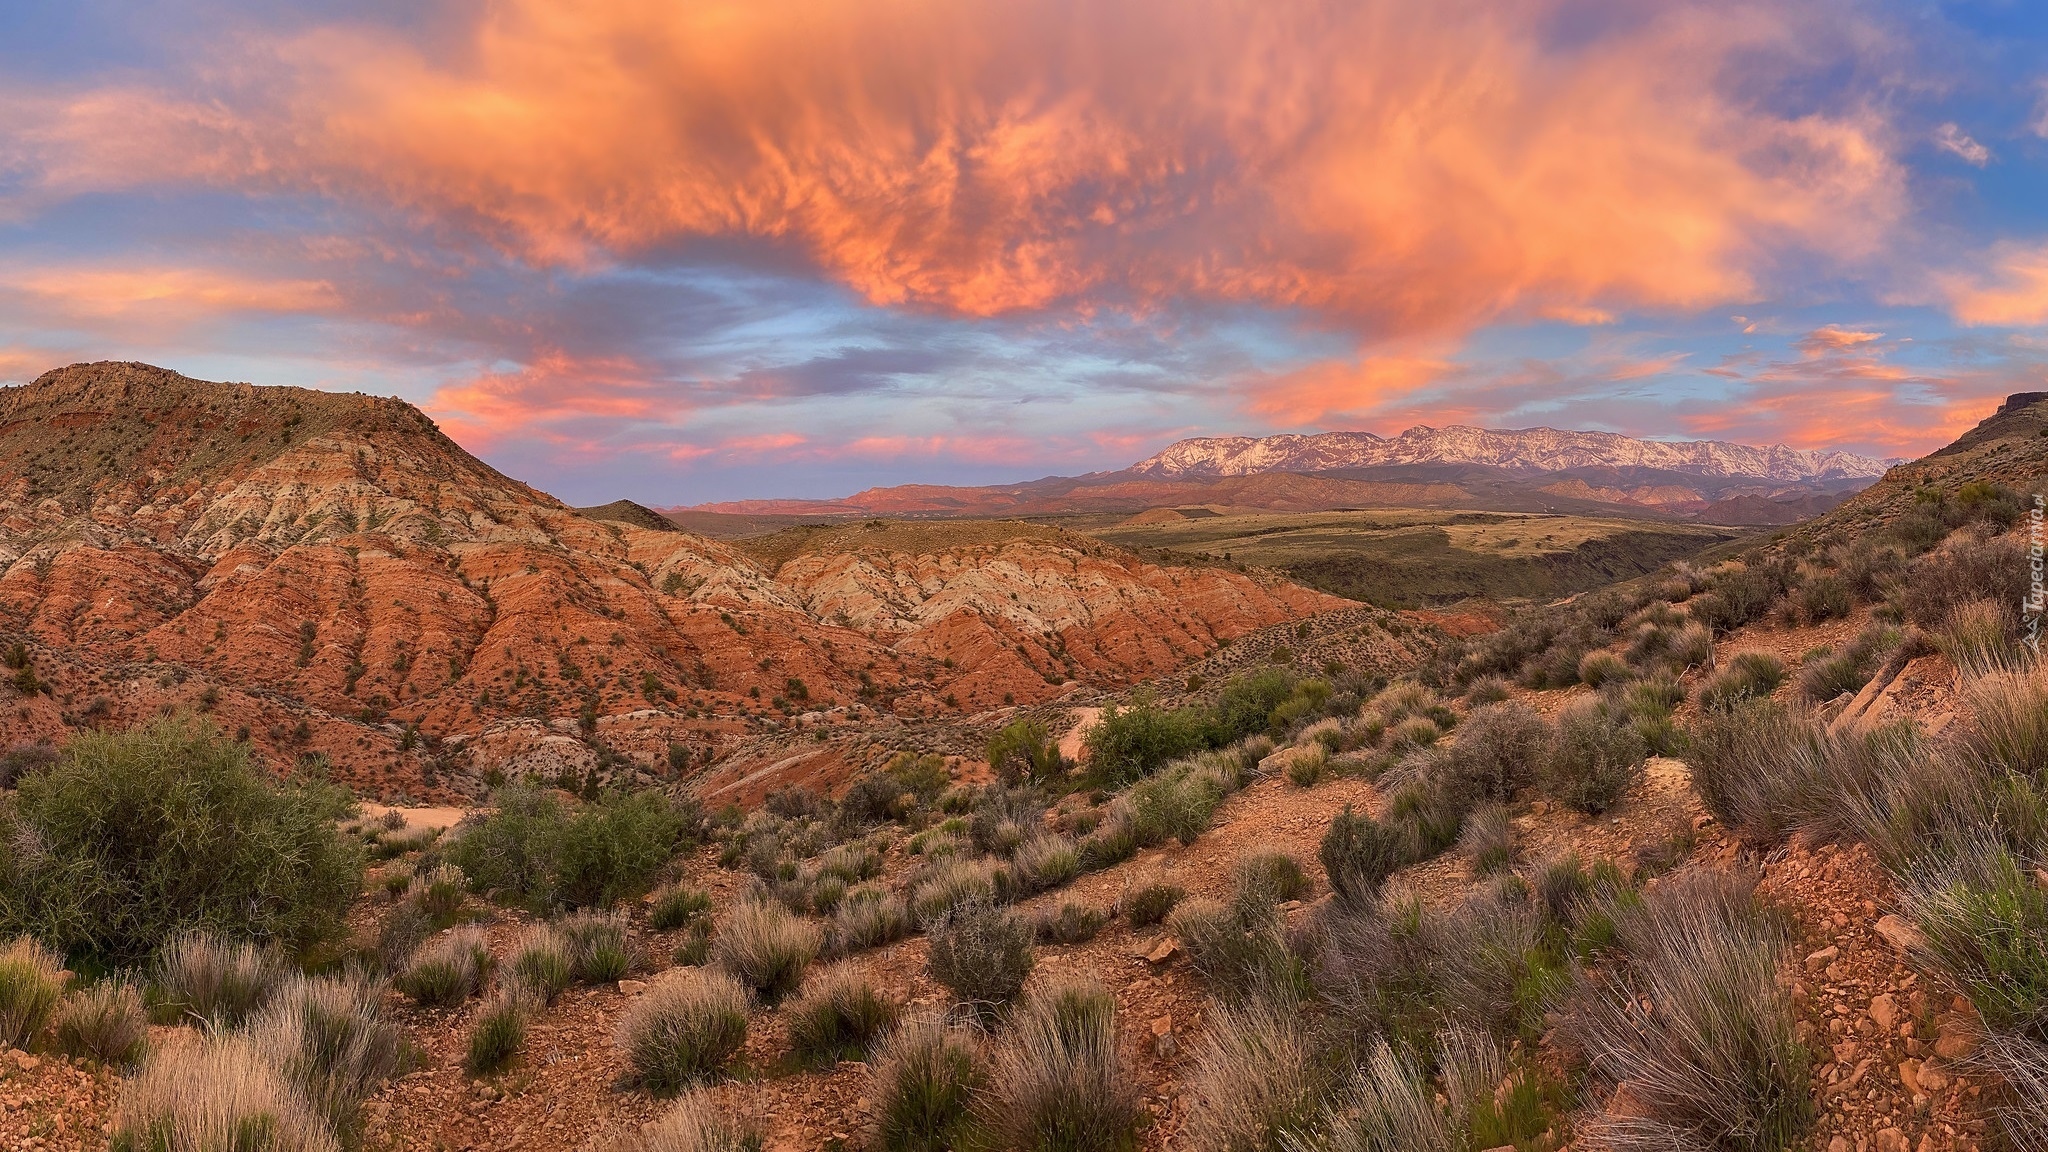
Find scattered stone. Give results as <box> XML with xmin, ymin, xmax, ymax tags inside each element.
<box><xmin>1146</xmin><ymin>939</ymin><xmax>1179</xmax><ymax>965</ymax></box>
<box><xmin>1875</xmin><ymin>915</ymin><xmax>1925</xmax><ymax>954</ymax></box>
<box><xmin>1806</xmin><ymin>945</ymin><xmax>1840</xmax><ymax>971</ymax></box>
<box><xmin>1935</xmin><ymin>1021</ymin><xmax>1980</xmax><ymax>1061</ymax></box>
<box><xmin>1869</xmin><ymin>994</ymin><xmax>1898</xmax><ymax>1033</ymax></box>
<box><xmin>1150</xmin><ymin>1014</ymin><xmax>1173</xmax><ymax>1037</ymax></box>
<box><xmin>1875</xmin><ymin>1127</ymin><xmax>1908</xmax><ymax>1152</ymax></box>
<box><xmin>617</xmin><ymin>979</ymin><xmax>648</xmax><ymax>995</ymax></box>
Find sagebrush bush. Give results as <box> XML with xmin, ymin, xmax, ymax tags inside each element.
<box><xmin>869</xmin><ymin>1013</ymin><xmax>983</xmax><ymax>1152</ymax></box>
<box><xmin>786</xmin><ymin>964</ymin><xmax>899</xmax><ymax>1066</ymax></box>
<box><xmin>153</xmin><ymin>931</ymin><xmax>285</xmax><ymax>1029</ymax></box>
<box><xmin>1184</xmin><ymin>999</ymin><xmax>1326</xmax><ymax>1152</ymax></box>
<box><xmin>251</xmin><ymin>973</ymin><xmax>405</xmax><ymax>1139</ymax></box>
<box><xmin>927</xmin><ymin>900</ymin><xmax>1034</xmax><ymax>1012</ymax></box>
<box><xmin>1793</xmin><ymin>573</ymin><xmax>1852</xmax><ymax>624</ymax></box>
<box><xmin>988</xmin><ymin>717</ymin><xmax>1067</xmax><ymax>786</ymax></box>
<box><xmin>988</xmin><ymin>978</ymin><xmax>1143</xmax><ymax>1152</ymax></box>
<box><xmin>1896</xmin><ymin>534</ymin><xmax>2028</xmax><ymax>632</ymax></box>
<box><xmin>1542</xmin><ymin>700</ymin><xmax>1646</xmax><ymax>814</ymax></box>
<box><xmin>1434</xmin><ymin>702</ymin><xmax>1549</xmax><ymax>808</ymax></box>
<box><xmin>465</xmin><ymin>990</ymin><xmax>529</xmax><ymax>1076</ymax></box>
<box><xmin>394</xmin><ymin>926</ymin><xmax>491</xmax><ymax>1007</ymax></box>
<box><xmin>651</xmin><ymin>885</ymin><xmax>713</xmax><ymax>933</ymax></box>
<box><xmin>615</xmin><ymin>970</ymin><xmax>752</xmax><ymax>1096</ymax></box>
<box><xmin>1562</xmin><ymin>871</ymin><xmax>1809</xmax><ymax>1152</ymax></box>
<box><xmin>1698</xmin><ymin>651</ymin><xmax>1786</xmax><ymax>712</ymax></box>
<box><xmin>507</xmin><ymin>925</ymin><xmax>574</xmax><ymax>1003</ymax></box>
<box><xmin>1464</xmin><ymin>676</ymin><xmax>1511</xmax><ymax>705</ymax></box>
<box><xmin>561</xmin><ymin>909</ymin><xmax>636</xmax><ymax>983</ymax></box>
<box><xmin>1120</xmin><ymin>871</ymin><xmax>1186</xmax><ymax>928</ymax></box>
<box><xmin>109</xmin><ymin>1034</ymin><xmax>339</xmax><ymax>1152</ymax></box>
<box><xmin>0</xmin><ymin>936</ymin><xmax>64</xmax><ymax>1049</ymax></box>
<box><xmin>1036</xmin><ymin>900</ymin><xmax>1108</xmax><ymax>944</ymax></box>
<box><xmin>54</xmin><ymin>979</ymin><xmax>147</xmax><ymax>1067</ymax></box>
<box><xmin>0</xmin><ymin>719</ymin><xmax>362</xmax><ymax>964</ymax></box>
<box><xmin>712</xmin><ymin>898</ymin><xmax>821</xmax><ymax>1002</ymax></box>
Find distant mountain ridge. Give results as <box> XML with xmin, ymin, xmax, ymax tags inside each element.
<box><xmin>1132</xmin><ymin>426</ymin><xmax>1898</xmax><ymax>482</ymax></box>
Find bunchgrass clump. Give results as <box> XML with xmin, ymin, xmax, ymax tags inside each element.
<box><xmin>1120</xmin><ymin>872</ymin><xmax>1187</xmax><ymax>928</ymax></box>
<box><xmin>1456</xmin><ymin>804</ymin><xmax>1514</xmax><ymax>876</ymax></box>
<box><xmin>0</xmin><ymin>936</ymin><xmax>64</xmax><ymax>1049</ymax></box>
<box><xmin>1035</xmin><ymin>900</ymin><xmax>1108</xmax><ymax>944</ymax></box>
<box><xmin>1168</xmin><ymin>896</ymin><xmax>1294</xmax><ymax>1006</ymax></box>
<box><xmin>785</xmin><ymin>964</ymin><xmax>899</xmax><ymax>1067</ymax></box>
<box><xmin>615</xmin><ymin>970</ymin><xmax>752</xmax><ymax>1096</ymax></box>
<box><xmin>1013</xmin><ymin>834</ymin><xmax>1082</xmax><ymax>894</ymax></box>
<box><xmin>109</xmin><ymin>1034</ymin><xmax>339</xmax><ymax>1152</ymax></box>
<box><xmin>638</xmin><ymin>1090</ymin><xmax>765</xmax><ymax>1152</ymax></box>
<box><xmin>54</xmin><ymin>979</ymin><xmax>148</xmax><ymax>1067</ymax></box>
<box><xmin>1698</xmin><ymin>651</ymin><xmax>1786</xmax><ymax>712</ymax></box>
<box><xmin>249</xmin><ymin>973</ymin><xmax>405</xmax><ymax>1139</ymax></box>
<box><xmin>1321</xmin><ymin>804</ymin><xmax>1409</xmax><ymax>908</ymax></box>
<box><xmin>825</xmin><ymin>889</ymin><xmax>912</xmax><ymax>958</ymax></box>
<box><xmin>926</xmin><ymin>900</ymin><xmax>1035</xmax><ymax>1014</ymax></box>
<box><xmin>1465</xmin><ymin>676</ymin><xmax>1511</xmax><ymax>705</ymax></box>
<box><xmin>711</xmin><ymin>898</ymin><xmax>821</xmax><ymax>1003</ymax></box>
<box><xmin>394</xmin><ymin>926</ymin><xmax>491</xmax><ymax>1007</ymax></box>
<box><xmin>560</xmin><ymin>910</ymin><xmax>636</xmax><ymax>984</ymax></box>
<box><xmin>908</xmin><ymin>856</ymin><xmax>1009</xmax><ymax>927</ymax></box>
<box><xmin>869</xmin><ymin>1013</ymin><xmax>983</xmax><ymax>1152</ymax></box>
<box><xmin>410</xmin><ymin>863</ymin><xmax>467</xmax><ymax>925</ymax></box>
<box><xmin>651</xmin><ymin>885</ymin><xmax>714</xmax><ymax>933</ymax></box>
<box><xmin>152</xmin><ymin>932</ymin><xmax>285</xmax><ymax>1029</ymax></box>
<box><xmin>1797</xmin><ymin>625</ymin><xmax>1901</xmax><ymax>703</ymax></box>
<box><xmin>1232</xmin><ymin>849</ymin><xmax>1311</xmax><ymax>908</ymax></box>
<box><xmin>507</xmin><ymin>925</ymin><xmax>574</xmax><ymax>1004</ymax></box>
<box><xmin>1183</xmin><ymin>998</ymin><xmax>1326</xmax><ymax>1152</ymax></box>
<box><xmin>465</xmin><ymin>991</ymin><xmax>529</xmax><ymax>1076</ymax></box>
<box><xmin>987</xmin><ymin>978</ymin><xmax>1143</xmax><ymax>1152</ymax></box>
<box><xmin>1900</xmin><ymin>839</ymin><xmax>2048</xmax><ymax>1041</ymax></box>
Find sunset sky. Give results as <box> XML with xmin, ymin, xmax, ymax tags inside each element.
<box><xmin>4</xmin><ymin>1</ymin><xmax>2047</xmax><ymax>503</ymax></box>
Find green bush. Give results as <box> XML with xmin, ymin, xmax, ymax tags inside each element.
<box><xmin>0</xmin><ymin>720</ymin><xmax>362</xmax><ymax>964</ymax></box>
<box><xmin>447</xmin><ymin>783</ymin><xmax>696</xmax><ymax>912</ymax></box>
<box><xmin>1084</xmin><ymin>697</ymin><xmax>1210</xmax><ymax>784</ymax></box>
<box><xmin>987</xmin><ymin>718</ymin><xmax>1066</xmax><ymax>785</ymax></box>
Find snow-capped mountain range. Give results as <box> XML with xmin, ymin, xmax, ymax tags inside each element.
<box><xmin>1130</xmin><ymin>426</ymin><xmax>1898</xmax><ymax>482</ymax></box>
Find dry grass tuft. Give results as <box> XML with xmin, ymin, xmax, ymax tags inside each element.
<box><xmin>109</xmin><ymin>1034</ymin><xmax>340</xmax><ymax>1152</ymax></box>
<box><xmin>615</xmin><ymin>970</ymin><xmax>752</xmax><ymax>1097</ymax></box>
<box><xmin>0</xmin><ymin>936</ymin><xmax>64</xmax><ymax>1050</ymax></box>
<box><xmin>986</xmin><ymin>977</ymin><xmax>1143</xmax><ymax>1152</ymax></box>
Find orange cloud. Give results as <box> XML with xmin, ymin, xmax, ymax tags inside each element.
<box><xmin>1942</xmin><ymin>242</ymin><xmax>2048</xmax><ymax>327</ymax></box>
<box><xmin>11</xmin><ymin>0</ymin><xmax>1904</xmax><ymax>336</ymax></box>
<box><xmin>1796</xmin><ymin>325</ymin><xmax>1885</xmax><ymax>355</ymax></box>
<box><xmin>1242</xmin><ymin>351</ymin><xmax>1454</xmax><ymax>426</ymax></box>
<box><xmin>425</xmin><ymin>351</ymin><xmax>676</xmax><ymax>450</ymax></box>
<box><xmin>0</xmin><ymin>265</ymin><xmax>338</xmax><ymax>322</ymax></box>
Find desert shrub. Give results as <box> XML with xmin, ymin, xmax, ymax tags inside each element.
<box><xmin>55</xmin><ymin>979</ymin><xmax>147</xmax><ymax>1067</ymax></box>
<box><xmin>1386</xmin><ymin>716</ymin><xmax>1440</xmax><ymax>753</ymax></box>
<box><xmin>1234</xmin><ymin>850</ymin><xmax>1311</xmax><ymax>910</ymax></box>
<box><xmin>1077</xmin><ymin>803</ymin><xmax>1141</xmax><ymax>871</ymax></box>
<box><xmin>1542</xmin><ymin>700</ymin><xmax>1645</xmax><ymax>815</ymax></box>
<box><xmin>1321</xmin><ymin>805</ymin><xmax>1409</xmax><ymax>908</ymax></box>
<box><xmin>1690</xmin><ymin>562</ymin><xmax>1792</xmax><ymax>635</ymax></box>
<box><xmin>927</xmin><ymin>900</ymin><xmax>1035</xmax><ymax>1013</ymax></box>
<box><xmin>394</xmin><ymin>926</ymin><xmax>491</xmax><ymax>1007</ymax></box>
<box><xmin>786</xmin><ymin>964</ymin><xmax>899</xmax><ymax>1066</ymax></box>
<box><xmin>375</xmin><ymin>902</ymin><xmax>433</xmax><ymax>974</ymax></box>
<box><xmin>1014</xmin><ymin>834</ymin><xmax>1082</xmax><ymax>894</ymax></box>
<box><xmin>251</xmin><ymin>973</ymin><xmax>405</xmax><ymax>1139</ymax></box>
<box><xmin>1683</xmin><ymin>701</ymin><xmax>1833</xmax><ymax>846</ymax></box>
<box><xmin>448</xmin><ymin>783</ymin><xmax>696</xmax><ymax>912</ymax></box>
<box><xmin>0</xmin><ymin>936</ymin><xmax>63</xmax><ymax>1049</ymax></box>
<box><xmin>636</xmin><ymin>1091</ymin><xmax>764</xmax><ymax>1152</ymax></box>
<box><xmin>1792</xmin><ymin>573</ymin><xmax>1852</xmax><ymax>624</ymax></box>
<box><xmin>909</xmin><ymin>855</ymin><xmax>1010</xmax><ymax>927</ymax></box>
<box><xmin>869</xmin><ymin>1013</ymin><xmax>983</xmax><ymax>1152</ymax></box>
<box><xmin>1465</xmin><ymin>676</ymin><xmax>1511</xmax><ymax>705</ymax></box>
<box><xmin>988</xmin><ymin>718</ymin><xmax>1066</xmax><ymax>786</ymax></box>
<box><xmin>560</xmin><ymin>909</ymin><xmax>636</xmax><ymax>983</ymax></box>
<box><xmin>1215</xmin><ymin>667</ymin><xmax>1305</xmax><ymax>741</ymax></box>
<box><xmin>1896</xmin><ymin>534</ymin><xmax>2028</xmax><ymax>632</ymax></box>
<box><xmin>987</xmin><ymin>977</ymin><xmax>1143</xmax><ymax>1152</ymax></box>
<box><xmin>1457</xmin><ymin>804</ymin><xmax>1514</xmax><ymax>875</ymax></box>
<box><xmin>1632</xmin><ymin>818</ymin><xmax>1699</xmax><ymax>879</ymax></box>
<box><xmin>1036</xmin><ymin>900</ymin><xmax>1108</xmax><ymax>944</ymax></box>
<box><xmin>1083</xmin><ymin>697</ymin><xmax>1211</xmax><ymax>784</ymax></box>
<box><xmin>615</xmin><ymin>970</ymin><xmax>751</xmax><ymax>1096</ymax></box>
<box><xmin>1797</xmin><ymin>625</ymin><xmax>1900</xmax><ymax>703</ymax></box>
<box><xmin>651</xmin><ymin>885</ymin><xmax>713</xmax><ymax>932</ymax></box>
<box><xmin>1433</xmin><ymin>702</ymin><xmax>1549</xmax><ymax>808</ymax></box>
<box><xmin>1698</xmin><ymin>651</ymin><xmax>1785</xmax><ymax>712</ymax></box>
<box><xmin>1561</xmin><ymin>870</ymin><xmax>1810</xmax><ymax>1152</ymax></box>
<box><xmin>1661</xmin><ymin>623</ymin><xmax>1713</xmax><ymax>671</ymax></box>
<box><xmin>108</xmin><ymin>1034</ymin><xmax>339</xmax><ymax>1152</ymax></box>
<box><xmin>507</xmin><ymin>925</ymin><xmax>574</xmax><ymax>1004</ymax></box>
<box><xmin>1127</xmin><ymin>769</ymin><xmax>1226</xmax><ymax>847</ymax></box>
<box><xmin>1120</xmin><ymin>871</ymin><xmax>1187</xmax><ymax>928</ymax></box>
<box><xmin>0</xmin><ymin>719</ymin><xmax>362</xmax><ymax>964</ymax></box>
<box><xmin>825</xmin><ymin>890</ymin><xmax>912</xmax><ymax>957</ymax></box>
<box><xmin>0</xmin><ymin>741</ymin><xmax>56</xmax><ymax>791</ymax></box>
<box><xmin>1427</xmin><ymin>888</ymin><xmax>1548</xmax><ymax>1038</ymax></box>
<box><xmin>711</xmin><ymin>898</ymin><xmax>819</xmax><ymax>1002</ymax></box>
<box><xmin>1936</xmin><ymin>598</ymin><xmax>2022</xmax><ymax>676</ymax></box>
<box><xmin>153</xmin><ymin>931</ymin><xmax>286</xmax><ymax>1029</ymax></box>
<box><xmin>1184</xmin><ymin>999</ymin><xmax>1326</xmax><ymax>1152</ymax></box>
<box><xmin>464</xmin><ymin>990</ymin><xmax>529</xmax><ymax>1077</ymax></box>
<box><xmin>1577</xmin><ymin>651</ymin><xmax>1631</xmax><ymax>688</ymax></box>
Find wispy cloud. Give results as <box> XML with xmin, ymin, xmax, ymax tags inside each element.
<box><xmin>1934</xmin><ymin>122</ymin><xmax>1991</xmax><ymax>166</ymax></box>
